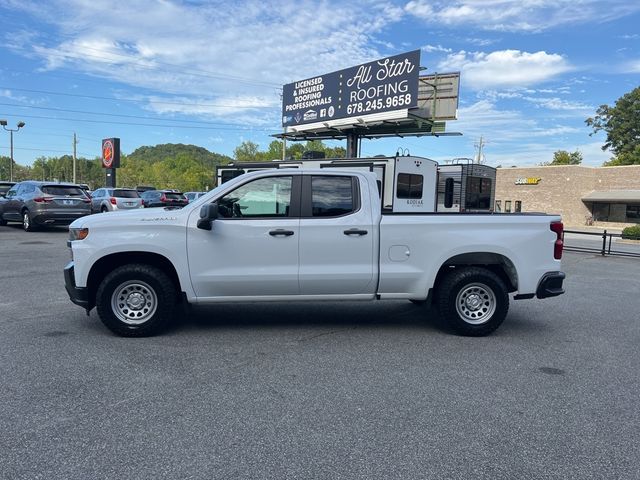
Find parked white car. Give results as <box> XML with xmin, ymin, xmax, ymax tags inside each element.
<box><xmin>65</xmin><ymin>169</ymin><xmax>565</xmax><ymax>337</ymax></box>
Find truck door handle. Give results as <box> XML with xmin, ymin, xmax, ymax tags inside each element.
<box><xmin>269</xmin><ymin>229</ymin><xmax>295</xmax><ymax>237</ymax></box>
<box><xmin>344</xmin><ymin>228</ymin><xmax>368</xmax><ymax>236</ymax></box>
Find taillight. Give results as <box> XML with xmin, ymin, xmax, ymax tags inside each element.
<box><xmin>82</xmin><ymin>197</ymin><xmax>91</xmax><ymax>203</ymax></box>
<box><xmin>110</xmin><ymin>197</ymin><xmax>117</xmax><ymax>205</ymax></box>
<box><xmin>33</xmin><ymin>196</ymin><xmax>53</xmax><ymax>203</ymax></box>
<box><xmin>550</xmin><ymin>221</ymin><xmax>563</xmax><ymax>260</ymax></box>
<box><xmin>160</xmin><ymin>194</ymin><xmax>167</xmax><ymax>202</ymax></box>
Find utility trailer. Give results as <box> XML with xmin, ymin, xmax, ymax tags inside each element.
<box><xmin>437</xmin><ymin>159</ymin><xmax>496</xmax><ymax>212</ymax></box>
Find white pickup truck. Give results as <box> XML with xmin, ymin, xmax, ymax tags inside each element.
<box><xmin>64</xmin><ymin>168</ymin><xmax>565</xmax><ymax>337</ymax></box>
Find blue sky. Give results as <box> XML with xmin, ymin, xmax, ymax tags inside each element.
<box><xmin>0</xmin><ymin>0</ymin><xmax>638</xmax><ymax>167</ymax></box>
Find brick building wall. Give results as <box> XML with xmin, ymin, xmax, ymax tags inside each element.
<box><xmin>495</xmin><ymin>165</ymin><xmax>640</xmax><ymax>228</ymax></box>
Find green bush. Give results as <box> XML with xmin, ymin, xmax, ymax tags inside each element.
<box><xmin>622</xmin><ymin>225</ymin><xmax>640</xmax><ymax>240</ymax></box>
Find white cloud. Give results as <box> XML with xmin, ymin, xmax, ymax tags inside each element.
<box><xmin>522</xmin><ymin>96</ymin><xmax>593</xmax><ymax>111</ymax></box>
<box><xmin>625</xmin><ymin>60</ymin><xmax>640</xmax><ymax>73</ymax></box>
<box><xmin>404</xmin><ymin>0</ymin><xmax>640</xmax><ymax>32</ymax></box>
<box><xmin>465</xmin><ymin>37</ymin><xmax>500</xmax><ymax>47</ymax></box>
<box><xmin>455</xmin><ymin>99</ymin><xmax>536</xmax><ymax>140</ymax></box>
<box><xmin>4</xmin><ymin>0</ymin><xmax>404</xmax><ymax>124</ymax></box>
<box><xmin>489</xmin><ymin>141</ymin><xmax>611</xmax><ymax>167</ymax></box>
<box><xmin>422</xmin><ymin>44</ymin><xmax>452</xmax><ymax>53</ymax></box>
<box><xmin>450</xmin><ymin>99</ymin><xmax>609</xmax><ymax>167</ymax></box>
<box><xmin>0</xmin><ymin>88</ymin><xmax>46</xmax><ymax>105</ymax></box>
<box><xmin>438</xmin><ymin>50</ymin><xmax>573</xmax><ymax>90</ymax></box>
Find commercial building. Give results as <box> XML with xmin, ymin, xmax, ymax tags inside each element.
<box><xmin>495</xmin><ymin>165</ymin><xmax>640</xmax><ymax>228</ymax></box>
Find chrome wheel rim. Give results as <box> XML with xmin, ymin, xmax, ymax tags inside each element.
<box><xmin>111</xmin><ymin>280</ymin><xmax>158</xmax><ymax>325</ymax></box>
<box><xmin>23</xmin><ymin>213</ymin><xmax>29</xmax><ymax>230</ymax></box>
<box><xmin>455</xmin><ymin>282</ymin><xmax>496</xmax><ymax>325</ymax></box>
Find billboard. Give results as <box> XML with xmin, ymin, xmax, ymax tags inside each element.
<box><xmin>415</xmin><ymin>72</ymin><xmax>460</xmax><ymax>121</ymax></box>
<box><xmin>282</xmin><ymin>50</ymin><xmax>420</xmax><ymax>129</ymax></box>
<box><xmin>101</xmin><ymin>138</ymin><xmax>120</xmax><ymax>169</ymax></box>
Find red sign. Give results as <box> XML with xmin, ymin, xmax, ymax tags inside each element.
<box><xmin>102</xmin><ymin>140</ymin><xmax>114</xmax><ymax>168</ymax></box>
<box><xmin>101</xmin><ymin>138</ymin><xmax>120</xmax><ymax>168</ymax></box>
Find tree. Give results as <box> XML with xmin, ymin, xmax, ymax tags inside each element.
<box><xmin>586</xmin><ymin>86</ymin><xmax>640</xmax><ymax>165</ymax></box>
<box><xmin>602</xmin><ymin>145</ymin><xmax>640</xmax><ymax>166</ymax></box>
<box><xmin>541</xmin><ymin>150</ymin><xmax>583</xmax><ymax>166</ymax></box>
<box><xmin>265</xmin><ymin>140</ymin><xmax>285</xmax><ymax>160</ymax></box>
<box><xmin>233</xmin><ymin>141</ymin><xmax>260</xmax><ymax>161</ymax></box>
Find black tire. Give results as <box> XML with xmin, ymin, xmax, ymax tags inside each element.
<box><xmin>22</xmin><ymin>209</ymin><xmax>36</xmax><ymax>232</ymax></box>
<box><xmin>436</xmin><ymin>266</ymin><xmax>509</xmax><ymax>336</ymax></box>
<box><xmin>101</xmin><ymin>206</ymin><xmax>108</xmax><ymax>213</ymax></box>
<box><xmin>96</xmin><ymin>264</ymin><xmax>177</xmax><ymax>337</ymax></box>
<box><xmin>0</xmin><ymin>214</ymin><xmax>6</xmax><ymax>226</ymax></box>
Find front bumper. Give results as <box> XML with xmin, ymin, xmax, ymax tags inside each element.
<box><xmin>536</xmin><ymin>271</ymin><xmax>566</xmax><ymax>299</ymax></box>
<box><xmin>64</xmin><ymin>262</ymin><xmax>92</xmax><ymax>310</ymax></box>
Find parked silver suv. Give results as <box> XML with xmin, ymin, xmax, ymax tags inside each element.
<box><xmin>0</xmin><ymin>181</ymin><xmax>91</xmax><ymax>231</ymax></box>
<box><xmin>90</xmin><ymin>188</ymin><xmax>143</xmax><ymax>213</ymax></box>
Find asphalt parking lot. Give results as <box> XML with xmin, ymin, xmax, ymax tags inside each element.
<box><xmin>1</xmin><ymin>224</ymin><xmax>639</xmax><ymax>480</ymax></box>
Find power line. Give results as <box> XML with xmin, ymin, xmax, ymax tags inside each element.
<box><xmin>0</xmin><ymin>112</ymin><xmax>276</xmax><ymax>131</ymax></box>
<box><xmin>0</xmin><ymin>85</ymin><xmax>274</xmax><ymax>109</ymax></box>
<box><xmin>0</xmin><ymin>101</ymin><xmax>269</xmax><ymax>126</ymax></box>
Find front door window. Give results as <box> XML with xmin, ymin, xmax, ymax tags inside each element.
<box><xmin>218</xmin><ymin>176</ymin><xmax>292</xmax><ymax>218</ymax></box>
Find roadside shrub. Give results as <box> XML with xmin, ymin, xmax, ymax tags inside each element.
<box><xmin>621</xmin><ymin>225</ymin><xmax>640</xmax><ymax>240</ymax></box>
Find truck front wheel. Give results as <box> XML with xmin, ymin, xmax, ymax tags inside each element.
<box><xmin>96</xmin><ymin>264</ymin><xmax>176</xmax><ymax>337</ymax></box>
<box><xmin>437</xmin><ymin>267</ymin><xmax>509</xmax><ymax>336</ymax></box>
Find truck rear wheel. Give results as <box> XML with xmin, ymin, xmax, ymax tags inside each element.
<box><xmin>437</xmin><ymin>267</ymin><xmax>509</xmax><ymax>336</ymax></box>
<box><xmin>96</xmin><ymin>264</ymin><xmax>176</xmax><ymax>337</ymax></box>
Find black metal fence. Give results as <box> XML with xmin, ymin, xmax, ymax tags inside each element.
<box><xmin>564</xmin><ymin>229</ymin><xmax>640</xmax><ymax>258</ymax></box>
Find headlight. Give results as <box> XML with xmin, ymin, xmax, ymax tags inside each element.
<box><xmin>69</xmin><ymin>227</ymin><xmax>89</xmax><ymax>241</ymax></box>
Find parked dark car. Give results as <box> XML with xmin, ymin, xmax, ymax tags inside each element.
<box><xmin>90</xmin><ymin>188</ymin><xmax>144</xmax><ymax>213</ymax></box>
<box><xmin>0</xmin><ymin>181</ymin><xmax>15</xmax><ymax>198</ymax></box>
<box><xmin>0</xmin><ymin>181</ymin><xmax>91</xmax><ymax>231</ymax></box>
<box><xmin>140</xmin><ymin>190</ymin><xmax>188</xmax><ymax>208</ymax></box>
<box><xmin>184</xmin><ymin>191</ymin><xmax>206</xmax><ymax>203</ymax></box>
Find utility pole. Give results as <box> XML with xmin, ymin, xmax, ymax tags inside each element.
<box><xmin>72</xmin><ymin>132</ymin><xmax>78</xmax><ymax>183</ymax></box>
<box><xmin>474</xmin><ymin>135</ymin><xmax>485</xmax><ymax>164</ymax></box>
<box><xmin>282</xmin><ymin>137</ymin><xmax>286</xmax><ymax>161</ymax></box>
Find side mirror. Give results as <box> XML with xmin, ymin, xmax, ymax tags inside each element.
<box><xmin>197</xmin><ymin>202</ymin><xmax>219</xmax><ymax>230</ymax></box>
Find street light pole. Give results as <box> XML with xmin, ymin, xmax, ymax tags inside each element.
<box><xmin>0</xmin><ymin>120</ymin><xmax>26</xmax><ymax>182</ymax></box>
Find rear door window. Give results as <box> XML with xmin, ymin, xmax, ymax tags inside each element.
<box><xmin>310</xmin><ymin>176</ymin><xmax>356</xmax><ymax>217</ymax></box>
